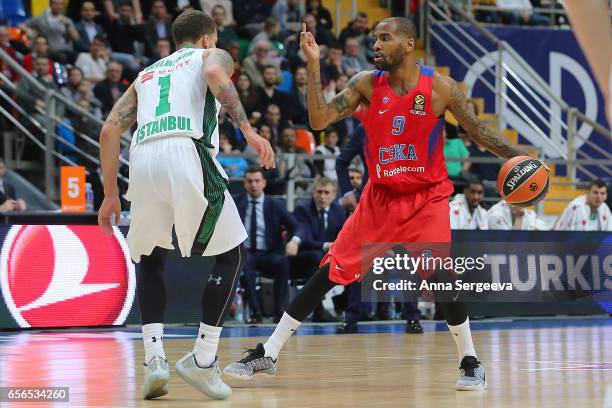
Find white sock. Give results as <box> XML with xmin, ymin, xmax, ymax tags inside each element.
<box><xmin>447</xmin><ymin>317</ymin><xmax>477</xmax><ymax>361</ymax></box>
<box><xmin>193</xmin><ymin>323</ymin><xmax>222</xmax><ymax>367</ymax></box>
<box><xmin>142</xmin><ymin>323</ymin><xmax>166</xmax><ymax>363</ymax></box>
<box><xmin>263</xmin><ymin>312</ymin><xmax>301</xmax><ymax>360</ymax></box>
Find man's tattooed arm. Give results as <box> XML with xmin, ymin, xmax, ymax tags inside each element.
<box><xmin>100</xmin><ymin>83</ymin><xmax>137</xmax><ymax>196</ymax></box>
<box><xmin>307</xmin><ymin>62</ymin><xmax>369</xmax><ymax>130</ymax></box>
<box><xmin>104</xmin><ymin>83</ymin><xmax>137</xmax><ymax>131</ymax></box>
<box><xmin>445</xmin><ymin>77</ymin><xmax>527</xmax><ymax>158</ymax></box>
<box><xmin>202</xmin><ymin>48</ymin><xmax>249</xmax><ymax>128</ymax></box>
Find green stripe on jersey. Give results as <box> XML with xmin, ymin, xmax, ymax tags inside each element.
<box><xmin>191</xmin><ymin>88</ymin><xmax>226</xmax><ymax>253</ymax></box>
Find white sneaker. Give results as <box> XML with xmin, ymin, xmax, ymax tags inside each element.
<box><xmin>142</xmin><ymin>356</ymin><xmax>169</xmax><ymax>399</ymax></box>
<box><xmin>175</xmin><ymin>353</ymin><xmax>232</xmax><ymax>400</ymax></box>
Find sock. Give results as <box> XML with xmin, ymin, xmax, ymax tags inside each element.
<box><xmin>193</xmin><ymin>322</ymin><xmax>222</xmax><ymax>367</ymax></box>
<box><xmin>142</xmin><ymin>323</ymin><xmax>166</xmax><ymax>363</ymax></box>
<box><xmin>447</xmin><ymin>317</ymin><xmax>477</xmax><ymax>361</ymax></box>
<box><xmin>263</xmin><ymin>312</ymin><xmax>301</xmax><ymax>360</ymax></box>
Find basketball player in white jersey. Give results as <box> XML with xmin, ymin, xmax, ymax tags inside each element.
<box><xmin>97</xmin><ymin>10</ymin><xmax>274</xmax><ymax>401</ymax></box>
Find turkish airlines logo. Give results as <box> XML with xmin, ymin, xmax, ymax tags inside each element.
<box><xmin>0</xmin><ymin>225</ymin><xmax>135</xmax><ymax>328</ymax></box>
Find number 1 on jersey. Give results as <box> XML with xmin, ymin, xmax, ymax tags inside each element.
<box><xmin>155</xmin><ymin>75</ymin><xmax>171</xmax><ymax>116</ymax></box>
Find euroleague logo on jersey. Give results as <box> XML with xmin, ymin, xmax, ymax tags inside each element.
<box><xmin>0</xmin><ymin>225</ymin><xmax>135</xmax><ymax>328</ymax></box>
<box><xmin>410</xmin><ymin>94</ymin><xmax>426</xmax><ymax>116</ymax></box>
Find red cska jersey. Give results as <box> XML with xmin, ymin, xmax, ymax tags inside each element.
<box><xmin>361</xmin><ymin>65</ymin><xmax>449</xmax><ymax>194</ymax></box>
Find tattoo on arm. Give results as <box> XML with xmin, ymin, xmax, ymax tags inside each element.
<box><xmin>215</xmin><ymin>83</ymin><xmax>249</xmax><ymax>125</ymax></box>
<box><xmin>203</xmin><ymin>48</ymin><xmax>235</xmax><ymax>76</ymax></box>
<box><xmin>203</xmin><ymin>48</ymin><xmax>247</xmax><ymax>125</ymax></box>
<box><xmin>104</xmin><ymin>84</ymin><xmax>137</xmax><ymax>131</ymax></box>
<box><xmin>447</xmin><ymin>79</ymin><xmax>525</xmax><ymax>158</ymax></box>
<box><xmin>307</xmin><ymin>66</ymin><xmax>365</xmax><ymax>128</ymax></box>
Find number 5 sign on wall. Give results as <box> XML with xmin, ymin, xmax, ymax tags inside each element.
<box><xmin>60</xmin><ymin>166</ymin><xmax>86</xmax><ymax>212</ymax></box>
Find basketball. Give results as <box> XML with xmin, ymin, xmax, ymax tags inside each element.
<box><xmin>497</xmin><ymin>156</ymin><xmax>550</xmax><ymax>207</ymax></box>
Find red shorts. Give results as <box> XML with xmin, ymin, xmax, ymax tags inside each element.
<box><xmin>322</xmin><ymin>179</ymin><xmax>454</xmax><ymax>285</ymax></box>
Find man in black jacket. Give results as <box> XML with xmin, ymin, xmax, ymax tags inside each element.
<box><xmin>93</xmin><ymin>62</ymin><xmax>127</xmax><ymax>116</ymax></box>
<box><xmin>235</xmin><ymin>167</ymin><xmax>306</xmax><ymax>322</ymax></box>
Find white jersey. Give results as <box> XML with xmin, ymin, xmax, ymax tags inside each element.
<box><xmin>131</xmin><ymin>47</ymin><xmax>222</xmax><ymax>157</ymax></box>
<box><xmin>125</xmin><ymin>47</ymin><xmax>246</xmax><ymax>262</ymax></box>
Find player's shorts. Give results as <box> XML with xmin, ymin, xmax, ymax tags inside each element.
<box><xmin>125</xmin><ymin>136</ymin><xmax>247</xmax><ymax>263</ymax></box>
<box><xmin>322</xmin><ymin>179</ymin><xmax>454</xmax><ymax>285</ymax></box>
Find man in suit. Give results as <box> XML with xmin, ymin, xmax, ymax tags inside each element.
<box><xmin>292</xmin><ymin>177</ymin><xmax>347</xmax><ymax>322</ymax></box>
<box><xmin>93</xmin><ymin>62</ymin><xmax>127</xmax><ymax>116</ymax></box>
<box><xmin>143</xmin><ymin>0</ymin><xmax>174</xmax><ymax>58</ymax></box>
<box><xmin>235</xmin><ymin>167</ymin><xmax>306</xmax><ymax>323</ymax></box>
<box><xmin>0</xmin><ymin>158</ymin><xmax>27</xmax><ymax>212</ymax></box>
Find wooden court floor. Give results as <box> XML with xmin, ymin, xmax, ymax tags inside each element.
<box><xmin>0</xmin><ymin>324</ymin><xmax>610</xmax><ymax>407</ymax></box>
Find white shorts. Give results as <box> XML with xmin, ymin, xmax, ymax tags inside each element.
<box><xmin>125</xmin><ymin>136</ymin><xmax>247</xmax><ymax>263</ymax></box>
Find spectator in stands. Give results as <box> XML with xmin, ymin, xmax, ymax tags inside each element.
<box><xmin>497</xmin><ymin>0</ymin><xmax>550</xmax><ymax>26</ymax></box>
<box><xmin>321</xmin><ymin>44</ymin><xmax>343</xmax><ymax>86</ymax></box>
<box><xmin>236</xmin><ymin>73</ymin><xmax>259</xmax><ymax>117</ymax></box>
<box><xmin>244</xmin><ymin>124</ymin><xmax>278</xmax><ymax>164</ymax></box>
<box><xmin>488</xmin><ymin>200</ymin><xmax>549</xmax><ymax>230</ymax></box>
<box><xmin>201</xmin><ymin>0</ymin><xmax>235</xmax><ymax>26</ymax></box>
<box><xmin>280</xmin><ymin>126</ymin><xmax>315</xmax><ymax>187</ymax></box>
<box><xmin>144</xmin><ymin>0</ymin><xmax>173</xmax><ymax>57</ymax></box>
<box><xmin>292</xmin><ymin>177</ymin><xmax>347</xmax><ymax>322</ymax></box>
<box><xmin>249</xmin><ymin>17</ymin><xmax>282</xmax><ymax>55</ymax></box>
<box><xmin>101</xmin><ymin>2</ymin><xmax>146</xmax><ymax>59</ymax></box>
<box><xmin>23</xmin><ymin>35</ymin><xmax>55</xmax><ymax>77</ymax></box>
<box><xmin>212</xmin><ymin>4</ymin><xmax>238</xmax><ymax>51</ymax></box>
<box><xmin>314</xmin><ymin>128</ymin><xmax>341</xmax><ymax>180</ymax></box>
<box><xmin>307</xmin><ymin>0</ymin><xmax>333</xmax><ymax>31</ymax></box>
<box><xmin>232</xmin><ymin>0</ymin><xmax>270</xmax><ymax>37</ymax></box>
<box><xmin>254</xmin><ymin>65</ymin><xmax>291</xmax><ymax>119</ymax></box>
<box><xmin>217</xmin><ymin>132</ymin><xmax>248</xmax><ymax>178</ymax></box>
<box><xmin>339</xmin><ymin>12</ymin><xmax>369</xmax><ymax>46</ymax></box>
<box><xmin>235</xmin><ymin>166</ymin><xmax>306</xmax><ymax>323</ymax></box>
<box><xmin>20</xmin><ymin>0</ymin><xmax>80</xmax><ymax>64</ymax></box>
<box><xmin>15</xmin><ymin>56</ymin><xmax>62</xmax><ymax>124</ymax></box>
<box><xmin>554</xmin><ymin>180</ymin><xmax>611</xmax><ymax>231</ymax></box>
<box><xmin>61</xmin><ymin>67</ymin><xmax>103</xmax><ymax>133</ymax></box>
<box><xmin>77</xmin><ymin>1</ymin><xmax>141</xmax><ymax>73</ymax></box>
<box><xmin>242</xmin><ymin>40</ymin><xmax>280</xmax><ymax>89</ymax></box>
<box><xmin>342</xmin><ymin>37</ymin><xmax>371</xmax><ymax>77</ymax></box>
<box><xmin>93</xmin><ymin>61</ymin><xmax>126</xmax><ymax>116</ymax></box>
<box><xmin>61</xmin><ymin>67</ymin><xmax>100</xmax><ymax>113</ymax></box>
<box><xmin>444</xmin><ymin>128</ymin><xmax>470</xmax><ymax>183</ymax></box>
<box><xmin>280</xmin><ymin>126</ymin><xmax>306</xmax><ymax>154</ymax></box>
<box><xmin>272</xmin><ymin>0</ymin><xmax>306</xmax><ymax>35</ymax></box>
<box><xmin>260</xmin><ymin>104</ymin><xmax>288</xmax><ymax>145</ymax></box>
<box><xmin>151</xmin><ymin>38</ymin><xmax>171</xmax><ymax>62</ymax></box>
<box><xmin>449</xmin><ymin>180</ymin><xmax>489</xmax><ymax>229</ymax></box>
<box><xmin>75</xmin><ymin>35</ymin><xmax>109</xmax><ymax>83</ymax></box>
<box><xmin>349</xmin><ymin>168</ymin><xmax>363</xmax><ymax>189</ymax></box>
<box><xmin>0</xmin><ymin>25</ymin><xmax>20</xmax><ymax>82</ymax></box>
<box><xmin>75</xmin><ymin>1</ymin><xmax>105</xmax><ymax>52</ymax></box>
<box><xmin>0</xmin><ymin>158</ymin><xmax>27</xmax><ymax>212</ymax></box>
<box><xmin>302</xmin><ymin>13</ymin><xmax>336</xmax><ymax>47</ymax></box>
<box><xmin>288</xmin><ymin>65</ymin><xmax>308</xmax><ymax>125</ymax></box>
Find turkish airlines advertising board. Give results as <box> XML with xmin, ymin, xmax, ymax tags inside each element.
<box><xmin>0</xmin><ymin>225</ymin><xmax>135</xmax><ymax>328</ymax></box>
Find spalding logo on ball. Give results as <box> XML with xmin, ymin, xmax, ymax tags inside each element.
<box><xmin>497</xmin><ymin>155</ymin><xmax>550</xmax><ymax>207</ymax></box>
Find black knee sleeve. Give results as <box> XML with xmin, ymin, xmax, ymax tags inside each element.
<box><xmin>137</xmin><ymin>247</ymin><xmax>169</xmax><ymax>325</ymax></box>
<box><xmin>201</xmin><ymin>244</ymin><xmax>246</xmax><ymax>326</ymax></box>
<box><xmin>286</xmin><ymin>264</ymin><xmax>337</xmax><ymax>322</ymax></box>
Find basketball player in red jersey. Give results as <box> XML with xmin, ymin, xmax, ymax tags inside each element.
<box><xmin>225</xmin><ymin>17</ymin><xmax>530</xmax><ymax>390</ymax></box>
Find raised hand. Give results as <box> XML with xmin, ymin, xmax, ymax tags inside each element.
<box><xmin>300</xmin><ymin>22</ymin><xmax>320</xmax><ymax>62</ymax></box>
